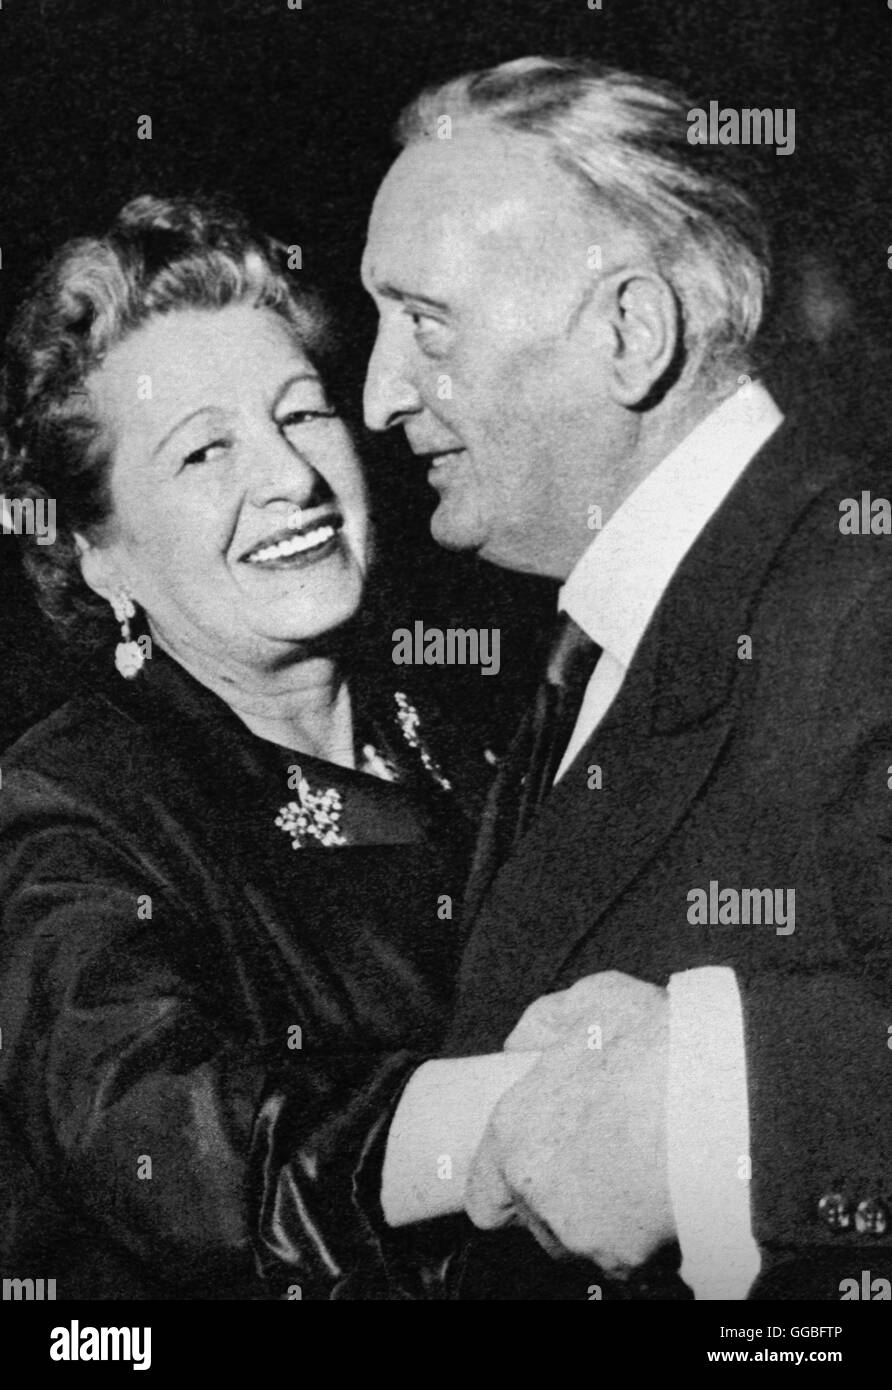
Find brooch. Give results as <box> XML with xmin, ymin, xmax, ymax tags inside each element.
<box><xmin>274</xmin><ymin>692</ymin><xmax>450</xmax><ymax>848</ymax></box>
<box><xmin>275</xmin><ymin>776</ymin><xmax>346</xmax><ymax>850</ymax></box>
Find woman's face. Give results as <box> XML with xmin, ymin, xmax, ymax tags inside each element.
<box><xmin>81</xmin><ymin>303</ymin><xmax>370</xmax><ymax>667</ymax></box>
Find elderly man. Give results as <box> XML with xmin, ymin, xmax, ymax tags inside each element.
<box><xmin>361</xmin><ymin>57</ymin><xmax>892</xmax><ymax>1300</ymax></box>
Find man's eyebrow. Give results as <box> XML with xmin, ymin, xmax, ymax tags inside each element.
<box><xmin>375</xmin><ymin>283</ymin><xmax>450</xmax><ymax>313</ymax></box>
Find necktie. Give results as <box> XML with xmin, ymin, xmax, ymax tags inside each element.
<box><xmin>513</xmin><ymin>612</ymin><xmax>602</xmax><ymax>843</ymax></box>
<box><xmin>463</xmin><ymin>612</ymin><xmax>601</xmax><ymax>920</ymax></box>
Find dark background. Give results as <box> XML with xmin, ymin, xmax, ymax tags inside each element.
<box><xmin>1</xmin><ymin>0</ymin><xmax>891</xmax><ymax>748</ymax></box>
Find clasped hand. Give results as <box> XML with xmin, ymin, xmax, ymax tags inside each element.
<box><xmin>465</xmin><ymin>971</ymin><xmax>676</xmax><ymax>1275</ymax></box>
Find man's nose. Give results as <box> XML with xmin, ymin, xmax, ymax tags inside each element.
<box><xmin>363</xmin><ymin>324</ymin><xmax>422</xmax><ymax>433</ymax></box>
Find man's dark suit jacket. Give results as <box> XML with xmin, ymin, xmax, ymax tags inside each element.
<box><xmin>444</xmin><ymin>415</ymin><xmax>892</xmax><ymax>1300</ymax></box>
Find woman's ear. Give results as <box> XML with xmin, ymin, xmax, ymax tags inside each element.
<box><xmin>598</xmin><ymin>266</ymin><xmax>681</xmax><ymax>407</ymax></box>
<box><xmin>74</xmin><ymin>531</ymin><xmax>119</xmax><ymax>604</ymax></box>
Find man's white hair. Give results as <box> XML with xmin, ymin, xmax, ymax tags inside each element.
<box><xmin>396</xmin><ymin>57</ymin><xmax>771</xmax><ymax>390</ymax></box>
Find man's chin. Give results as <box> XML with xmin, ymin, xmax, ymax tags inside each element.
<box><xmin>429</xmin><ymin>500</ymin><xmax>486</xmax><ymax>555</ymax></box>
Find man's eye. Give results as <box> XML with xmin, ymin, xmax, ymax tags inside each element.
<box><xmin>404</xmin><ymin>310</ymin><xmax>447</xmax><ymax>358</ymax></box>
<box><xmin>408</xmin><ymin>310</ymin><xmax>439</xmax><ymax>332</ymax></box>
<box><xmin>183</xmin><ymin>439</ymin><xmax>228</xmax><ymax>466</ymax></box>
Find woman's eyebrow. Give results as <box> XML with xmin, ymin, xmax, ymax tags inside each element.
<box><xmin>151</xmin><ymin>405</ymin><xmax>219</xmax><ymax>458</ymax></box>
<box><xmin>151</xmin><ymin>372</ymin><xmax>325</xmax><ymax>456</ymax></box>
<box><xmin>272</xmin><ymin>371</ymin><xmax>324</xmax><ymax>410</ymax></box>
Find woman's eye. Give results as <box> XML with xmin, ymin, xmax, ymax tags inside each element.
<box><xmin>280</xmin><ymin>408</ymin><xmax>338</xmax><ymax>429</ymax></box>
<box><xmin>183</xmin><ymin>439</ymin><xmax>228</xmax><ymax>467</ymax></box>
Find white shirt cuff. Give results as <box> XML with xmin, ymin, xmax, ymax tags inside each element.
<box><xmin>381</xmin><ymin>1053</ymin><xmax>541</xmax><ymax>1225</ymax></box>
<box><xmin>667</xmin><ymin>966</ymin><xmax>761</xmax><ymax>1299</ymax></box>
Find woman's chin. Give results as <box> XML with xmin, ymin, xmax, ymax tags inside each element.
<box><xmin>253</xmin><ymin>591</ymin><xmax>365</xmax><ymax>653</ymax></box>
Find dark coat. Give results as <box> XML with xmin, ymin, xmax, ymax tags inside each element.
<box><xmin>445</xmin><ymin>416</ymin><xmax>892</xmax><ymax>1299</ymax></box>
<box><xmin>0</xmin><ymin>650</ymin><xmax>476</xmax><ymax>1299</ymax></box>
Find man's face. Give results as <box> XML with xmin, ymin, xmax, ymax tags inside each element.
<box><xmin>362</xmin><ymin>126</ymin><xmax>616</xmax><ymax>580</ymax></box>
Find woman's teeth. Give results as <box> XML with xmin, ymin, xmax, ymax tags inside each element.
<box><xmin>246</xmin><ymin>523</ymin><xmax>337</xmax><ymax>564</ymax></box>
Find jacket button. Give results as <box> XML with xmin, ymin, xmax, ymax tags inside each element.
<box><xmin>854</xmin><ymin>1198</ymin><xmax>888</xmax><ymax>1236</ymax></box>
<box><xmin>817</xmin><ymin>1192</ymin><xmax>851</xmax><ymax>1231</ymax></box>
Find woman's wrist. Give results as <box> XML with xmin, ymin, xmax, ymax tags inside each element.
<box><xmin>381</xmin><ymin>1051</ymin><xmax>543</xmax><ymax>1226</ymax></box>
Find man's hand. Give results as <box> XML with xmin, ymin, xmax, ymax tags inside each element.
<box><xmin>464</xmin><ymin>971</ymin><xmax>676</xmax><ymax>1275</ymax></box>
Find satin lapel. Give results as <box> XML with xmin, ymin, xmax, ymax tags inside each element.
<box><xmin>449</xmin><ymin>414</ymin><xmax>841</xmax><ymax>1050</ymax></box>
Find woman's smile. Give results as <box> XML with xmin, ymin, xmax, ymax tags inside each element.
<box><xmin>240</xmin><ymin>504</ymin><xmax>344</xmax><ymax>568</ymax></box>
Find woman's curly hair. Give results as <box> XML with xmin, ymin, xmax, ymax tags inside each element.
<box><xmin>0</xmin><ymin>195</ymin><xmax>336</xmax><ymax>647</ymax></box>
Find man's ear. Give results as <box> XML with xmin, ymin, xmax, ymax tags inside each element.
<box><xmin>598</xmin><ymin>267</ymin><xmax>681</xmax><ymax>407</ymax></box>
<box><xmin>74</xmin><ymin>531</ymin><xmax>120</xmax><ymax>604</ymax></box>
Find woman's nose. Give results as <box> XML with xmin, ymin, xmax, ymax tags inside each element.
<box><xmin>243</xmin><ymin>426</ymin><xmax>317</xmax><ymax>507</ymax></box>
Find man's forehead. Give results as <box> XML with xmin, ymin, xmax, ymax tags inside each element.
<box><xmin>364</xmin><ymin>129</ymin><xmax>586</xmax><ymax>282</ymax></box>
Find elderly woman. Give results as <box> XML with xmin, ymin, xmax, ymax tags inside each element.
<box><xmin>0</xmin><ymin>196</ymin><xmax>482</xmax><ymax>1299</ymax></box>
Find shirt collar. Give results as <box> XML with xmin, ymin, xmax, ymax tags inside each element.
<box><xmin>559</xmin><ymin>382</ymin><xmax>784</xmax><ymax>669</ymax></box>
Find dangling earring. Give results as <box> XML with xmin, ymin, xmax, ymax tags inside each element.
<box><xmin>111</xmin><ymin>593</ymin><xmax>145</xmax><ymax>679</ymax></box>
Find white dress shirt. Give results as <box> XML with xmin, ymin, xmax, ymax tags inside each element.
<box><xmin>555</xmin><ymin>381</ymin><xmax>784</xmax><ymax>1298</ymax></box>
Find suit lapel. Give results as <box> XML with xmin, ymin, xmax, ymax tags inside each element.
<box><xmin>452</xmin><ymin>700</ymin><xmax>738</xmax><ymax>1050</ymax></box>
<box><xmin>449</xmin><ymin>415</ymin><xmax>839</xmax><ymax>1051</ymax></box>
